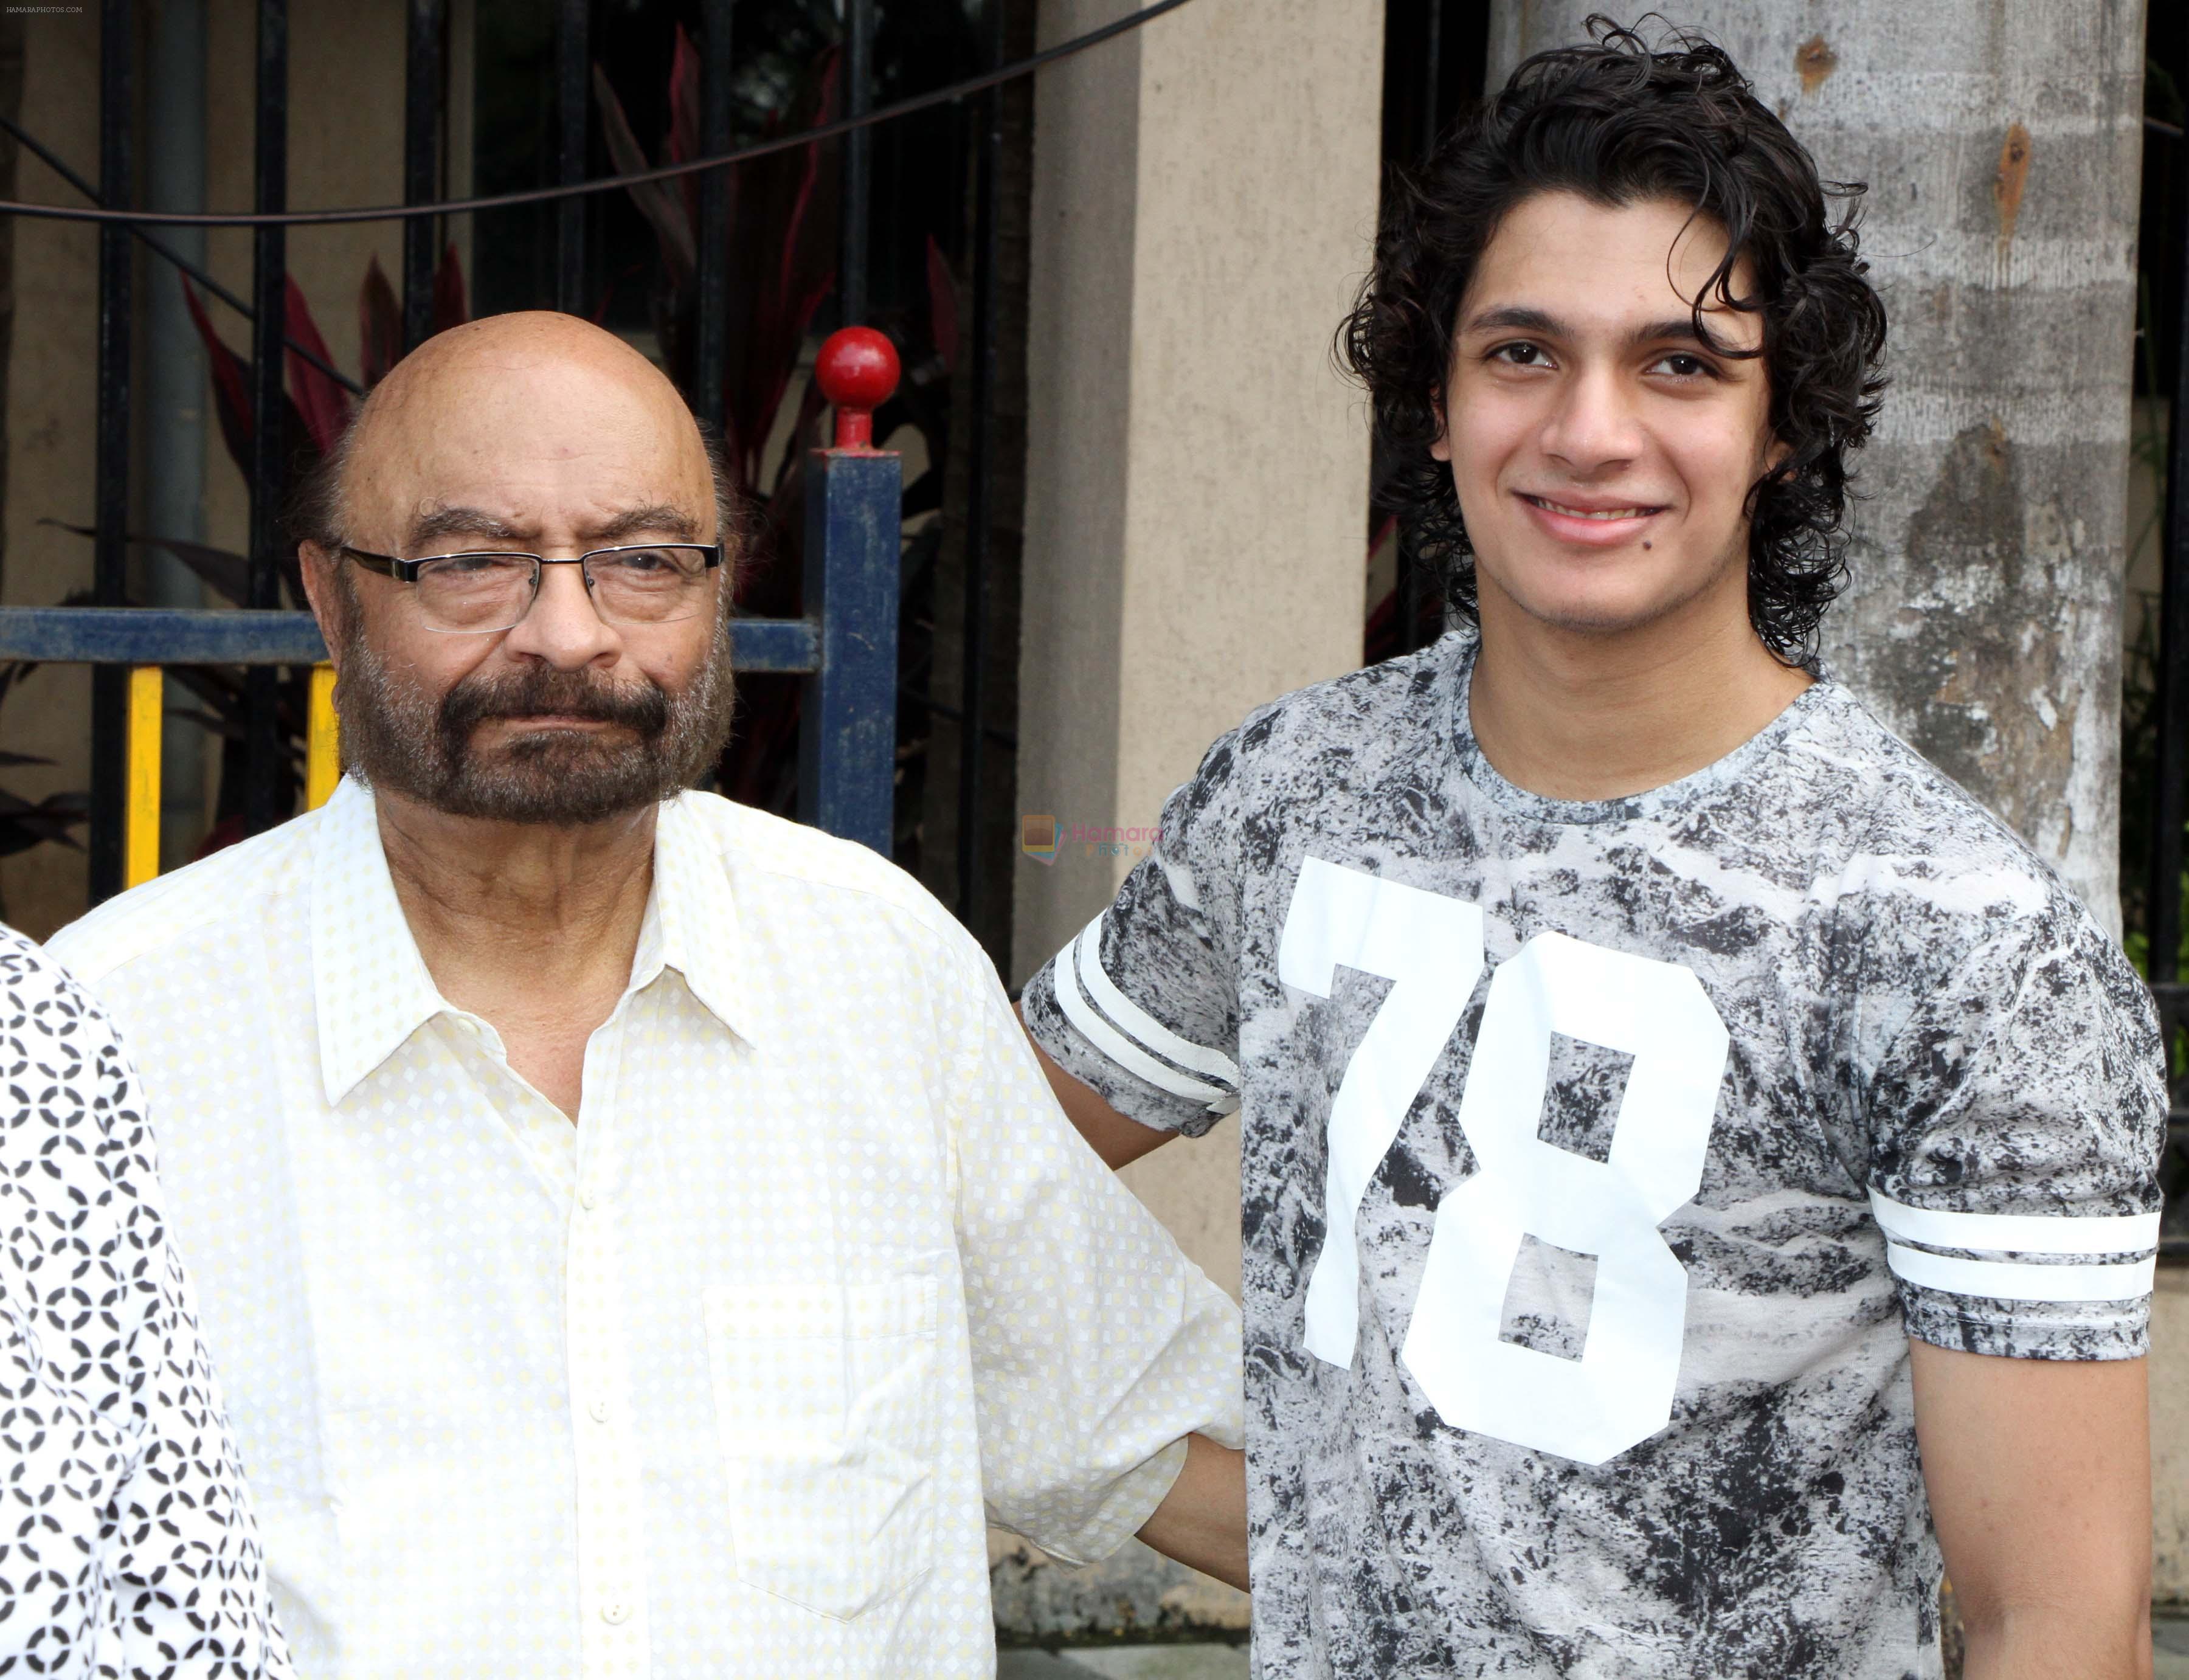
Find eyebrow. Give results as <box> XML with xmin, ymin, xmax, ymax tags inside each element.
<box><xmin>1460</xmin><ymin>304</ymin><xmax>1733</xmax><ymax>351</ymax></box>
<box><xmin>404</xmin><ymin>502</ymin><xmax>702</xmax><ymax>550</ymax></box>
<box><xmin>592</xmin><ymin>504</ymin><xmax>704</xmax><ymax>543</ymax></box>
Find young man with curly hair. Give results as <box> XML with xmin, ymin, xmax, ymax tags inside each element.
<box><xmin>1017</xmin><ymin>22</ymin><xmax>2167</xmax><ymax>1679</ymax></box>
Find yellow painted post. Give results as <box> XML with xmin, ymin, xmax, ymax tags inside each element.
<box><xmin>306</xmin><ymin>663</ymin><xmax>341</xmax><ymax>810</ymax></box>
<box><xmin>124</xmin><ymin>665</ymin><xmax>162</xmax><ymax>888</ymax></box>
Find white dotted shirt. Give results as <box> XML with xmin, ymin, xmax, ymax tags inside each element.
<box><xmin>0</xmin><ymin>926</ymin><xmax>292</xmax><ymax>1678</ymax></box>
<box><xmin>48</xmin><ymin>781</ymin><xmax>1243</xmax><ymax>1679</ymax></box>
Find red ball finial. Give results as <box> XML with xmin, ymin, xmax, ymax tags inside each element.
<box><xmin>815</xmin><ymin>327</ymin><xmax>901</xmax><ymax>451</ymax></box>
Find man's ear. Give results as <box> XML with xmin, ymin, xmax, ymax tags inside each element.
<box><xmin>1428</xmin><ymin>385</ymin><xmax>1453</xmax><ymax>464</ymax></box>
<box><xmin>296</xmin><ymin>542</ymin><xmax>346</xmax><ymax>676</ymax></box>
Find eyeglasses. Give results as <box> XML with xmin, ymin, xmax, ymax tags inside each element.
<box><xmin>341</xmin><ymin>543</ymin><xmax>724</xmax><ymax>634</ymax></box>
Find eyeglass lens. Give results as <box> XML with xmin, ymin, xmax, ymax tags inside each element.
<box><xmin>412</xmin><ymin>547</ymin><xmax>714</xmax><ymax>633</ymax></box>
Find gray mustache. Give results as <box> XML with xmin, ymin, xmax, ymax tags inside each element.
<box><xmin>440</xmin><ymin>669</ymin><xmax>670</xmax><ymax>741</ymax></box>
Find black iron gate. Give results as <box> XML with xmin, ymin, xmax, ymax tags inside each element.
<box><xmin>0</xmin><ymin>0</ymin><xmax>1184</xmax><ymax>955</ymax></box>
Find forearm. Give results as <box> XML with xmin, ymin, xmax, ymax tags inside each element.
<box><xmin>1017</xmin><ymin>1001</ymin><xmax>1176</xmax><ymax>1169</ymax></box>
<box><xmin>1960</xmin><ymin>1597</ymin><xmax>2150</xmax><ymax>1680</ymax></box>
<box><xmin>1135</xmin><ymin>1433</ymin><xmax>1250</xmax><ymax>1592</ymax></box>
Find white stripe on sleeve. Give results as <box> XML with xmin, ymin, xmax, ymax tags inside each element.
<box><xmin>1071</xmin><ymin>915</ymin><xmax>1242</xmax><ymax>1092</ymax></box>
<box><xmin>1869</xmin><ymin>1190</ymin><xmax>2159</xmax><ymax>1258</ymax></box>
<box><xmin>1883</xmin><ymin>1242</ymin><xmax>2156</xmax><ymax>1305</ymax></box>
<box><xmin>1050</xmin><ymin>938</ymin><xmax>1238</xmax><ymax>1114</ymax></box>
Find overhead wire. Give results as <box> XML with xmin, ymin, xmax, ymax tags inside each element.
<box><xmin>0</xmin><ymin>112</ymin><xmax>367</xmax><ymax>396</ymax></box>
<box><xmin>0</xmin><ymin>0</ymin><xmax>1192</xmax><ymax>230</ymax></box>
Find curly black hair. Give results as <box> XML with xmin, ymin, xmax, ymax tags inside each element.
<box><xmin>1340</xmin><ymin>16</ymin><xmax>1888</xmax><ymax>665</ymax></box>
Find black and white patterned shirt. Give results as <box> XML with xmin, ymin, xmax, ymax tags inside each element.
<box><xmin>1022</xmin><ymin>634</ymin><xmax>2168</xmax><ymax>1680</ymax></box>
<box><xmin>0</xmin><ymin>926</ymin><xmax>290</xmax><ymax>1679</ymax></box>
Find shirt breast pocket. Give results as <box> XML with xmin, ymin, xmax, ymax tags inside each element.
<box><xmin>704</xmin><ymin>1275</ymin><xmax>941</xmax><ymax>1620</ymax></box>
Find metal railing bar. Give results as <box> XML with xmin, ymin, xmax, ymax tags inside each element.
<box><xmin>0</xmin><ymin>607</ymin><xmax>825</xmax><ymax>673</ymax></box>
<box><xmin>402</xmin><ymin>0</ymin><xmax>445</xmax><ymax>351</ymax></box>
<box><xmin>0</xmin><ymin>117</ymin><xmax>364</xmax><ymax>398</ymax></box>
<box><xmin>0</xmin><ymin>0</ymin><xmax>1196</xmax><ymax>230</ymax></box>
<box><xmin>306</xmin><ymin>663</ymin><xmax>341</xmax><ymax>810</ymax></box>
<box><xmin>554</xmin><ymin>0</ymin><xmax>588</xmax><ymax>313</ymax></box>
<box><xmin>903</xmin><ymin>683</ymin><xmax>1017</xmax><ymax>752</ymax></box>
<box><xmin>1</xmin><ymin>609</ymin><xmax>330</xmax><ymax>665</ymax></box>
<box><xmin>123</xmin><ymin>660</ymin><xmax>341</xmax><ymax>891</ymax></box>
<box><xmin>89</xmin><ymin>0</ymin><xmax>132</xmax><ymax>902</ymax></box>
<box><xmin>718</xmin><ymin>617</ymin><xmax>825</xmax><ymax>674</ymax></box>
<box><xmin>955</xmin><ymin>0</ymin><xmax>1006</xmax><ymax>925</ymax></box>
<box><xmin>693</xmin><ymin>0</ymin><xmax>733</xmax><ymax>434</ymax></box>
<box><xmin>840</xmin><ymin>0</ymin><xmax>873</xmax><ymax>328</ymax></box>
<box><xmin>124</xmin><ymin>666</ymin><xmax>162</xmax><ymax>888</ymax></box>
<box><xmin>243</xmin><ymin>0</ymin><xmax>290</xmax><ymax>842</ymax></box>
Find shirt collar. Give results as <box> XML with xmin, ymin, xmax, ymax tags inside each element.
<box><xmin>310</xmin><ymin>784</ymin><xmax>756</xmax><ymax>1105</ymax></box>
<box><xmin>311</xmin><ymin>778</ymin><xmax>452</xmax><ymax>1105</ymax></box>
<box><xmin>646</xmin><ymin>793</ymin><xmax>753</xmax><ymax>1042</ymax></box>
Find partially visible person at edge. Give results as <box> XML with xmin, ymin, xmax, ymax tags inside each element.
<box><xmin>1017</xmin><ymin>22</ymin><xmax>2165</xmax><ymax>1680</ymax></box>
<box><xmin>48</xmin><ymin>310</ymin><xmax>1247</xmax><ymax>1679</ymax></box>
<box><xmin>0</xmin><ymin>925</ymin><xmax>292</xmax><ymax>1677</ymax></box>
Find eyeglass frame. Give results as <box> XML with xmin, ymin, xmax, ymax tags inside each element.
<box><xmin>338</xmin><ymin>542</ymin><xmax>725</xmax><ymax>633</ymax></box>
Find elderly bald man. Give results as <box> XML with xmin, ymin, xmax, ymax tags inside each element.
<box><xmin>50</xmin><ymin>313</ymin><xmax>1245</xmax><ymax>1679</ymax></box>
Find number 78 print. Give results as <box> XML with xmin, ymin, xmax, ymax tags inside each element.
<box><xmin>1279</xmin><ymin>857</ymin><xmax>1731</xmax><ymax>1466</ymax></box>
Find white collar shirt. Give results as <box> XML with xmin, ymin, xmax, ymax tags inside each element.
<box><xmin>49</xmin><ymin>780</ymin><xmax>1243</xmax><ymax>1680</ymax></box>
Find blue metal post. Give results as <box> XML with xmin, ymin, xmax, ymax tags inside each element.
<box><xmin>798</xmin><ymin>447</ymin><xmax>902</xmax><ymax>853</ymax></box>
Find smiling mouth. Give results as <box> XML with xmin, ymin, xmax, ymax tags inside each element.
<box><xmin>1521</xmin><ymin>494</ymin><xmax>1667</xmax><ymax>520</ymax></box>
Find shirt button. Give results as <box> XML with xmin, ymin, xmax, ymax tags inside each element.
<box><xmin>588</xmin><ymin>1397</ymin><xmax>611</xmax><ymax>1423</ymax></box>
<box><xmin>601</xmin><ymin>1602</ymin><xmax>632</xmax><ymax>1626</ymax></box>
<box><xmin>578</xmin><ymin>1188</ymin><xmax>598</xmax><ymax>1211</ymax></box>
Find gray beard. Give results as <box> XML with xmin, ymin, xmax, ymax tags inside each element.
<box><xmin>332</xmin><ymin>611</ymin><xmax>737</xmax><ymax>826</ymax></box>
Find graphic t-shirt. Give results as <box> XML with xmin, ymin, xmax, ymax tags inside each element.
<box><xmin>1021</xmin><ymin>634</ymin><xmax>2167</xmax><ymax>1680</ymax></box>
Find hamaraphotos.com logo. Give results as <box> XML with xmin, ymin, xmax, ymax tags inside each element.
<box><xmin>1021</xmin><ymin>815</ymin><xmax>1163</xmax><ymax>866</ymax></box>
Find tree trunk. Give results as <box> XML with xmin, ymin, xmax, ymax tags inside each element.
<box><xmin>1489</xmin><ymin>0</ymin><xmax>2147</xmax><ymax>932</ymax></box>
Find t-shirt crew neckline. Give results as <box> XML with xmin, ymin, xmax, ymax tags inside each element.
<box><xmin>1445</xmin><ymin>633</ymin><xmax>1842</xmax><ymax>828</ymax></box>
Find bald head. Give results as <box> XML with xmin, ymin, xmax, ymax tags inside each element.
<box><xmin>300</xmin><ymin>311</ymin><xmax>725</xmax><ymax>560</ymax></box>
<box><xmin>296</xmin><ymin>312</ymin><xmax>739</xmax><ymax>829</ymax></box>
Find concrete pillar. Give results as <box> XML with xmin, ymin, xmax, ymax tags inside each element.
<box><xmin>1015</xmin><ymin>0</ymin><xmax>1383</xmax><ymax>1300</ymax></box>
<box><xmin>1492</xmin><ymin>1</ymin><xmax>2145</xmax><ymax>932</ymax></box>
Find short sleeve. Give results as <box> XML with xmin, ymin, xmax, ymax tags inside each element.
<box><xmin>1021</xmin><ymin>730</ymin><xmax>1247</xmax><ymax>1136</ymax></box>
<box><xmin>950</xmin><ymin>947</ymin><xmax>1243</xmax><ymax>1565</ymax></box>
<box><xmin>1862</xmin><ymin>893</ymin><xmax>2168</xmax><ymax>1361</ymax></box>
<box><xmin>0</xmin><ymin>928</ymin><xmax>292</xmax><ymax>1678</ymax></box>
